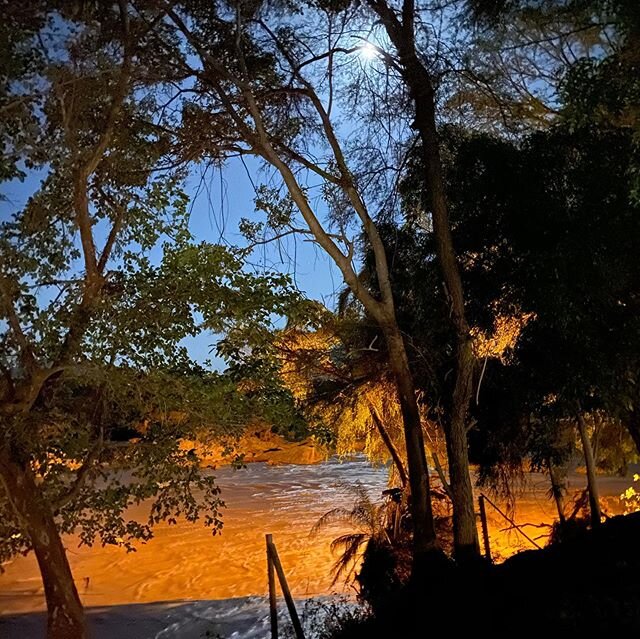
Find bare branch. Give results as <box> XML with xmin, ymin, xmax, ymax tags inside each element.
<box><xmin>255</xmin><ymin>21</ymin><xmax>397</xmax><ymax>315</ymax></box>
<box><xmin>432</xmin><ymin>450</ymin><xmax>453</xmax><ymax>500</ymax></box>
<box><xmin>370</xmin><ymin>403</ymin><xmax>408</xmax><ymax>488</ymax></box>
<box><xmin>244</xmin><ymin>226</ymin><xmax>349</xmax><ymax>250</ymax></box>
<box><xmin>272</xmin><ymin>138</ymin><xmax>342</xmax><ymax>184</ymax></box>
<box><xmin>294</xmin><ymin>45</ymin><xmax>361</xmax><ymax>75</ymax></box>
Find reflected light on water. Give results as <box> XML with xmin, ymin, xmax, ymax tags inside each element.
<box><xmin>0</xmin><ymin>458</ymin><xmax>629</xmax><ymax>616</ymax></box>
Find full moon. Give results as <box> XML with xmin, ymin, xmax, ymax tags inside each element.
<box><xmin>360</xmin><ymin>41</ymin><xmax>378</xmax><ymax>60</ymax></box>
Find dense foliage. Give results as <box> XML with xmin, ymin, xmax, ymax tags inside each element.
<box><xmin>0</xmin><ymin>2</ymin><xmax>304</xmax><ymax>623</ymax></box>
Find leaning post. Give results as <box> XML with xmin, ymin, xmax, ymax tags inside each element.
<box><xmin>478</xmin><ymin>495</ymin><xmax>492</xmax><ymax>562</ymax></box>
<box><xmin>266</xmin><ymin>533</ymin><xmax>278</xmax><ymax>639</ymax></box>
<box><xmin>267</xmin><ymin>535</ymin><xmax>305</xmax><ymax>639</ymax></box>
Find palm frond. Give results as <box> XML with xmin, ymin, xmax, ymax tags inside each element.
<box><xmin>330</xmin><ymin>533</ymin><xmax>368</xmax><ymax>585</ymax></box>
<box><xmin>311</xmin><ymin>507</ymin><xmax>361</xmax><ymax>534</ymax></box>
<box><xmin>329</xmin><ymin>532</ymin><xmax>367</xmax><ymax>554</ymax></box>
<box><xmin>313</xmin><ymin>480</ymin><xmax>394</xmax><ymax>586</ymax></box>
<box><xmin>312</xmin><ymin>481</ymin><xmax>384</xmax><ymax>535</ymax></box>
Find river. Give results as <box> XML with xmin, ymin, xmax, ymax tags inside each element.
<box><xmin>0</xmin><ymin>457</ymin><xmax>632</xmax><ymax>638</ymax></box>
<box><xmin>0</xmin><ymin>457</ymin><xmax>389</xmax><ymax>638</ymax></box>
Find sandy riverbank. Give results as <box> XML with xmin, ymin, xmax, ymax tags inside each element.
<box><xmin>181</xmin><ymin>426</ymin><xmax>326</xmax><ymax>467</ymax></box>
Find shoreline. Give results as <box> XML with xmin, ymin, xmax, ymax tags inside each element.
<box><xmin>184</xmin><ymin>427</ymin><xmax>328</xmax><ymax>468</ymax></box>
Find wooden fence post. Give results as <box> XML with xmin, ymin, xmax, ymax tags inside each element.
<box><xmin>266</xmin><ymin>535</ymin><xmax>305</xmax><ymax>639</ymax></box>
<box><xmin>478</xmin><ymin>495</ymin><xmax>492</xmax><ymax>562</ymax></box>
<box><xmin>266</xmin><ymin>534</ymin><xmax>278</xmax><ymax>639</ymax></box>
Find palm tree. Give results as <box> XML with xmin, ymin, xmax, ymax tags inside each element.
<box><xmin>312</xmin><ymin>482</ymin><xmax>406</xmax><ymax>587</ymax></box>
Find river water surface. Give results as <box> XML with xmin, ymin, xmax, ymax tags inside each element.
<box><xmin>0</xmin><ymin>458</ymin><xmax>389</xmax><ymax>637</ymax></box>
<box><xmin>0</xmin><ymin>457</ymin><xmax>631</xmax><ymax>638</ymax></box>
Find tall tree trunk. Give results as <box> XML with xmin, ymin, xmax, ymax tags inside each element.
<box><xmin>370</xmin><ymin>403</ymin><xmax>408</xmax><ymax>488</ymax></box>
<box><xmin>0</xmin><ymin>451</ymin><xmax>86</xmax><ymax>639</ymax></box>
<box><xmin>368</xmin><ymin>0</ymin><xmax>480</xmax><ymax>561</ymax></box>
<box><xmin>443</xmin><ymin>337</ymin><xmax>478</xmax><ymax>562</ymax></box>
<box><xmin>625</xmin><ymin>407</ymin><xmax>640</xmax><ymax>456</ymax></box>
<box><xmin>547</xmin><ymin>459</ymin><xmax>567</xmax><ymax>525</ymax></box>
<box><xmin>406</xmin><ymin>59</ymin><xmax>479</xmax><ymax>563</ymax></box>
<box><xmin>234</xmin><ymin>97</ymin><xmax>440</xmax><ymax>566</ymax></box>
<box><xmin>576</xmin><ymin>412</ymin><xmax>602</xmax><ymax>528</ymax></box>
<box><xmin>383</xmin><ymin>326</ymin><xmax>438</xmax><ymax>565</ymax></box>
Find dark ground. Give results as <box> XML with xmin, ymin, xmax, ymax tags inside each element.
<box><xmin>330</xmin><ymin>511</ymin><xmax>640</xmax><ymax>637</ymax></box>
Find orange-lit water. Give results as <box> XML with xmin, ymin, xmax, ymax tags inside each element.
<box><xmin>0</xmin><ymin>458</ymin><xmax>389</xmax><ymax>615</ymax></box>
<box><xmin>479</xmin><ymin>473</ymin><xmax>628</xmax><ymax>560</ymax></box>
<box><xmin>0</xmin><ymin>458</ymin><xmax>632</xmax><ymax>637</ymax></box>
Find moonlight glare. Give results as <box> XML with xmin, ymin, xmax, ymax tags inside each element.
<box><xmin>359</xmin><ymin>41</ymin><xmax>378</xmax><ymax>60</ymax></box>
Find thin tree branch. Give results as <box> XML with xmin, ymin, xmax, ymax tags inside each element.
<box><xmin>369</xmin><ymin>403</ymin><xmax>408</xmax><ymax>488</ymax></box>
<box><xmin>97</xmin><ymin>190</ymin><xmax>128</xmax><ymax>273</ymax></box>
<box><xmin>0</xmin><ymin>277</ymin><xmax>37</xmax><ymax>372</ymax></box>
<box><xmin>432</xmin><ymin>450</ymin><xmax>453</xmax><ymax>499</ymax></box>
<box><xmin>52</xmin><ymin>427</ymin><xmax>104</xmax><ymax>512</ymax></box>
<box><xmin>81</xmin><ymin>0</ymin><xmax>133</xmax><ymax>178</ymax></box>
<box><xmin>256</xmin><ymin>20</ymin><xmax>397</xmax><ymax>316</ymax></box>
<box><xmin>272</xmin><ymin>139</ymin><xmax>342</xmax><ymax>184</ymax></box>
